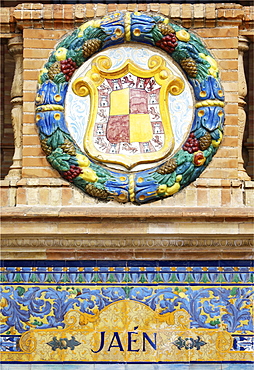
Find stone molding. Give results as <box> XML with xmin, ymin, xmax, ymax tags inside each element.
<box><xmin>1</xmin><ymin>206</ymin><xmax>253</xmax><ymax>259</ymax></box>
<box><xmin>0</xmin><ymin>4</ymin><xmax>254</xmax><ymax>35</ymax></box>
<box><xmin>1</xmin><ymin>206</ymin><xmax>253</xmax><ymax>219</ymax></box>
<box><xmin>1</xmin><ymin>236</ymin><xmax>253</xmax><ymax>260</ymax></box>
<box><xmin>5</xmin><ymin>36</ymin><xmax>23</xmax><ymax>180</ymax></box>
<box><xmin>2</xmin><ymin>235</ymin><xmax>253</xmax><ymax>249</ymax></box>
<box><xmin>238</xmin><ymin>35</ymin><xmax>250</xmax><ymax>181</ymax></box>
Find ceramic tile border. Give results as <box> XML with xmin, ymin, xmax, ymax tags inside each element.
<box><xmin>1</xmin><ymin>260</ymin><xmax>253</xmax><ymax>285</ymax></box>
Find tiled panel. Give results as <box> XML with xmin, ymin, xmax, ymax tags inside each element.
<box><xmin>0</xmin><ymin>261</ymin><xmax>253</xmax><ymax>366</ymax></box>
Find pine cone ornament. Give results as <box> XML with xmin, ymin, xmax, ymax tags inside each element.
<box><xmin>41</xmin><ymin>138</ymin><xmax>52</xmax><ymax>156</ymax></box>
<box><xmin>85</xmin><ymin>184</ymin><xmax>108</xmax><ymax>199</ymax></box>
<box><xmin>48</xmin><ymin>62</ymin><xmax>61</xmax><ymax>80</ymax></box>
<box><xmin>157</xmin><ymin>23</ymin><xmax>175</xmax><ymax>35</ymax></box>
<box><xmin>199</xmin><ymin>132</ymin><xmax>212</xmax><ymax>150</ymax></box>
<box><xmin>60</xmin><ymin>139</ymin><xmax>76</xmax><ymax>156</ymax></box>
<box><xmin>83</xmin><ymin>39</ymin><xmax>102</xmax><ymax>58</ymax></box>
<box><xmin>180</xmin><ymin>58</ymin><xmax>197</xmax><ymax>78</ymax></box>
<box><xmin>157</xmin><ymin>158</ymin><xmax>177</xmax><ymax>175</ymax></box>
<box><xmin>156</xmin><ymin>34</ymin><xmax>178</xmax><ymax>54</ymax></box>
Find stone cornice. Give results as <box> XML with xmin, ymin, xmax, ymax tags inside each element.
<box><xmin>1</xmin><ymin>206</ymin><xmax>253</xmax><ymax>260</ymax></box>
<box><xmin>1</xmin><ymin>206</ymin><xmax>254</xmax><ymax>219</ymax></box>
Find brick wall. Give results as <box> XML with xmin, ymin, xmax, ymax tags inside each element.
<box><xmin>21</xmin><ymin>25</ymin><xmax>239</xmax><ymax>181</ymax></box>
<box><xmin>0</xmin><ymin>3</ymin><xmax>253</xmax><ymax>208</ymax></box>
<box><xmin>21</xmin><ymin>5</ymin><xmax>250</xmax><ymax>207</ymax></box>
<box><xmin>22</xmin><ymin>28</ymin><xmax>66</xmax><ymax>180</ymax></box>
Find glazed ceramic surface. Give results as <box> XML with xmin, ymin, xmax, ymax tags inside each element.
<box><xmin>65</xmin><ymin>44</ymin><xmax>194</xmax><ymax>172</ymax></box>
<box><xmin>1</xmin><ymin>261</ymin><xmax>253</xmax><ymax>366</ymax></box>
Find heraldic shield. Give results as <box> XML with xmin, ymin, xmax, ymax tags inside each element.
<box><xmin>72</xmin><ymin>55</ymin><xmax>185</xmax><ymax>170</ymax></box>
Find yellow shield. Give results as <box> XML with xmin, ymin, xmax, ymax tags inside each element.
<box><xmin>72</xmin><ymin>55</ymin><xmax>184</xmax><ymax>170</ymax></box>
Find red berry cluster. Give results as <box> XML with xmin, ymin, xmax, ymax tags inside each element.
<box><xmin>60</xmin><ymin>59</ymin><xmax>77</xmax><ymax>81</ymax></box>
<box><xmin>156</xmin><ymin>34</ymin><xmax>178</xmax><ymax>53</ymax></box>
<box><xmin>183</xmin><ymin>133</ymin><xmax>200</xmax><ymax>153</ymax></box>
<box><xmin>62</xmin><ymin>165</ymin><xmax>82</xmax><ymax>182</ymax></box>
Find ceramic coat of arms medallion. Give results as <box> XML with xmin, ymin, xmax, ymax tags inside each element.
<box><xmin>36</xmin><ymin>12</ymin><xmax>225</xmax><ymax>203</ymax></box>
<box><xmin>68</xmin><ymin>50</ymin><xmax>187</xmax><ymax>170</ymax></box>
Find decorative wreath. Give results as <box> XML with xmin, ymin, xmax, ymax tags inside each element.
<box><xmin>35</xmin><ymin>12</ymin><xmax>225</xmax><ymax>204</ymax></box>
